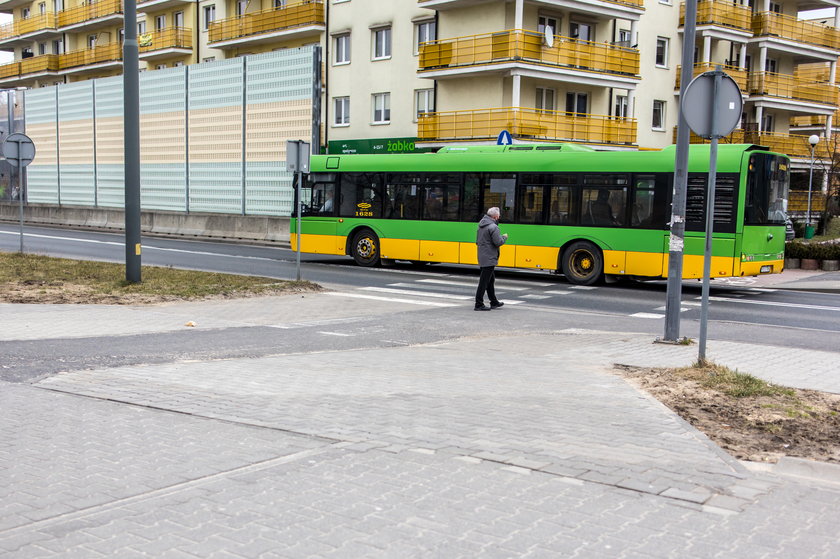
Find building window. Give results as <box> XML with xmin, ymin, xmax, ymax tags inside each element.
<box><xmin>38</xmin><ymin>2</ymin><xmax>46</xmax><ymax>14</ymax></box>
<box><xmin>236</xmin><ymin>0</ymin><xmax>247</xmax><ymax>16</ymax></box>
<box><xmin>652</xmin><ymin>100</ymin><xmax>665</xmax><ymax>130</ymax></box>
<box><xmin>155</xmin><ymin>15</ymin><xmax>166</xmax><ymax>31</ymax></box>
<box><xmin>22</xmin><ymin>8</ymin><xmax>30</xmax><ymax>19</ymax></box>
<box><xmin>655</xmin><ymin>37</ymin><xmax>669</xmax><ymax>67</ymax></box>
<box><xmin>373</xmin><ymin>26</ymin><xmax>391</xmax><ymax>60</ymax></box>
<box><xmin>415</xmin><ymin>88</ymin><xmax>434</xmax><ymax>120</ymax></box>
<box><xmin>156</xmin><ymin>64</ymin><xmax>167</xmax><ymax>70</ymax></box>
<box><xmin>203</xmin><ymin>56</ymin><xmax>216</xmax><ymax>63</ymax></box>
<box><xmin>52</xmin><ymin>39</ymin><xmax>63</xmax><ymax>54</ymax></box>
<box><xmin>538</xmin><ymin>15</ymin><xmax>558</xmax><ymax>37</ymax></box>
<box><xmin>570</xmin><ymin>21</ymin><xmax>592</xmax><ymax>41</ymax></box>
<box><xmin>566</xmin><ymin>92</ymin><xmax>587</xmax><ymax>115</ymax></box>
<box><xmin>615</xmin><ymin>95</ymin><xmax>628</xmax><ymax>118</ymax></box>
<box><xmin>87</xmin><ymin>34</ymin><xmax>97</xmax><ymax>48</ymax></box>
<box><xmin>415</xmin><ymin>20</ymin><xmax>435</xmax><ymax>54</ymax></box>
<box><xmin>138</xmin><ymin>21</ymin><xmax>146</xmax><ymax>34</ymax></box>
<box><xmin>274</xmin><ymin>0</ymin><xmax>286</xmax><ymax>7</ymax></box>
<box><xmin>372</xmin><ymin>92</ymin><xmax>390</xmax><ymax>123</ymax></box>
<box><xmin>38</xmin><ymin>42</ymin><xmax>46</xmax><ymax>55</ymax></box>
<box><xmin>174</xmin><ymin>61</ymin><xmax>184</xmax><ymax>67</ymax></box>
<box><xmin>334</xmin><ymin>97</ymin><xmax>350</xmax><ymax>125</ymax></box>
<box><xmin>174</xmin><ymin>11</ymin><xmax>184</xmax><ymax>28</ymax></box>
<box><xmin>334</xmin><ymin>34</ymin><xmax>350</xmax><ymax>64</ymax></box>
<box><xmin>618</xmin><ymin>29</ymin><xmax>631</xmax><ymax>47</ymax></box>
<box><xmin>203</xmin><ymin>5</ymin><xmax>215</xmax><ymax>30</ymax></box>
<box><xmin>536</xmin><ymin>87</ymin><xmax>555</xmax><ymax>112</ymax></box>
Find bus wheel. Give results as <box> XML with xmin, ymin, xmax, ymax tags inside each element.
<box><xmin>351</xmin><ymin>229</ymin><xmax>381</xmax><ymax>267</ymax></box>
<box><xmin>561</xmin><ymin>241</ymin><xmax>603</xmax><ymax>286</ymax></box>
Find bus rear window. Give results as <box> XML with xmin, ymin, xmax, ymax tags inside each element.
<box><xmin>745</xmin><ymin>154</ymin><xmax>790</xmax><ymax>225</ymax></box>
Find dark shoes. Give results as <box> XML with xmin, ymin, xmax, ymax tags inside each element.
<box><xmin>474</xmin><ymin>301</ymin><xmax>503</xmax><ymax>311</ymax></box>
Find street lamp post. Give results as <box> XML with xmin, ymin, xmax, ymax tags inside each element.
<box><xmin>806</xmin><ymin>134</ymin><xmax>820</xmax><ymax>239</ymax></box>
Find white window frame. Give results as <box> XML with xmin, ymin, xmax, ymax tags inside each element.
<box><xmin>569</xmin><ymin>21</ymin><xmax>592</xmax><ymax>41</ymax></box>
<box><xmin>22</xmin><ymin>8</ymin><xmax>30</xmax><ymax>19</ymax></box>
<box><xmin>415</xmin><ymin>88</ymin><xmax>434</xmax><ymax>121</ymax></box>
<box><xmin>155</xmin><ymin>15</ymin><xmax>166</xmax><ymax>31</ymax></box>
<box><xmin>652</xmin><ymin>100</ymin><xmax>665</xmax><ymax>131</ymax></box>
<box><xmin>415</xmin><ymin>20</ymin><xmax>436</xmax><ymax>55</ymax></box>
<box><xmin>87</xmin><ymin>34</ymin><xmax>97</xmax><ymax>48</ymax></box>
<box><xmin>373</xmin><ymin>26</ymin><xmax>391</xmax><ymax>60</ymax></box>
<box><xmin>655</xmin><ymin>37</ymin><xmax>669</xmax><ymax>68</ymax></box>
<box><xmin>615</xmin><ymin>95</ymin><xmax>628</xmax><ymax>118</ymax></box>
<box><xmin>173</xmin><ymin>11</ymin><xmax>184</xmax><ymax>28</ymax></box>
<box><xmin>372</xmin><ymin>92</ymin><xmax>391</xmax><ymax>124</ymax></box>
<box><xmin>138</xmin><ymin>21</ymin><xmax>146</xmax><ymax>34</ymax></box>
<box><xmin>334</xmin><ymin>34</ymin><xmax>350</xmax><ymax>65</ymax></box>
<box><xmin>538</xmin><ymin>15</ymin><xmax>558</xmax><ymax>37</ymax></box>
<box><xmin>536</xmin><ymin>87</ymin><xmax>555</xmax><ymax>113</ymax></box>
<box><xmin>236</xmin><ymin>0</ymin><xmax>248</xmax><ymax>16</ymax></box>
<box><xmin>203</xmin><ymin>5</ymin><xmax>215</xmax><ymax>31</ymax></box>
<box><xmin>334</xmin><ymin>96</ymin><xmax>350</xmax><ymax>126</ymax></box>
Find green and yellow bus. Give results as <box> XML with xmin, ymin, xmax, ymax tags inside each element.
<box><xmin>291</xmin><ymin>143</ymin><xmax>789</xmax><ymax>285</ymax></box>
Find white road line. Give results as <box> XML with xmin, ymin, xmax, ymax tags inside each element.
<box><xmin>569</xmin><ymin>285</ymin><xmax>598</xmax><ymax>290</ymax></box>
<box><xmin>520</xmin><ymin>294</ymin><xmax>551</xmax><ymax>299</ymax></box>
<box><xmin>360</xmin><ymin>286</ymin><xmax>472</xmax><ymax>300</ymax></box>
<box><xmin>0</xmin><ymin>231</ymin><xmax>278</xmax><ymax>261</ymax></box>
<box><xmin>544</xmin><ymin>290</ymin><xmax>572</xmax><ymax>295</ymax></box>
<box><xmin>324</xmin><ymin>292</ymin><xmax>456</xmax><ymax>307</ymax></box>
<box><xmin>631</xmin><ymin>312</ymin><xmax>665</xmax><ymax>319</ymax></box>
<box><xmin>416</xmin><ymin>278</ymin><xmax>528</xmax><ymax>291</ymax></box>
<box><xmin>706</xmin><ymin>296</ymin><xmax>840</xmax><ymax>312</ymax></box>
<box><xmin>318</xmin><ymin>331</ymin><xmax>352</xmax><ymax>337</ymax></box>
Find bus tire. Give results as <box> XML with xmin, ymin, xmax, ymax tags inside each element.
<box><xmin>561</xmin><ymin>241</ymin><xmax>603</xmax><ymax>286</ymax></box>
<box><xmin>351</xmin><ymin>229</ymin><xmax>381</xmax><ymax>267</ymax></box>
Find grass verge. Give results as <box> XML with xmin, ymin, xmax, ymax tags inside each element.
<box><xmin>1</xmin><ymin>252</ymin><xmax>320</xmax><ymax>304</ymax></box>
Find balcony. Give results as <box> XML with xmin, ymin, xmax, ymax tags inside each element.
<box><xmin>59</xmin><ymin>43</ymin><xmax>122</xmax><ymax>73</ymax></box>
<box><xmin>752</xmin><ymin>12</ymin><xmax>840</xmax><ymax>55</ymax></box>
<box><xmin>418</xmin><ymin>107</ymin><xmax>637</xmax><ymax>147</ymax></box>
<box><xmin>139</xmin><ymin>27</ymin><xmax>192</xmax><ymax>61</ymax></box>
<box><xmin>208</xmin><ymin>0</ymin><xmax>324</xmax><ymax>49</ymax></box>
<box><xmin>0</xmin><ymin>54</ymin><xmax>60</xmax><ymax>84</ymax></box>
<box><xmin>418</xmin><ymin>0</ymin><xmax>644</xmax><ymax>20</ymax></box>
<box><xmin>748</xmin><ymin>71</ymin><xmax>838</xmax><ymax>108</ymax></box>
<box><xmin>57</xmin><ymin>0</ymin><xmax>123</xmax><ymax>32</ymax></box>
<box><xmin>795</xmin><ymin>62</ymin><xmax>832</xmax><ymax>83</ymax></box>
<box><xmin>790</xmin><ymin>110</ymin><xmax>840</xmax><ymax>128</ymax></box>
<box><xmin>675</xmin><ymin>63</ymin><xmax>747</xmax><ymax>92</ymax></box>
<box><xmin>681</xmin><ymin>128</ymin><xmax>833</xmax><ymax>159</ymax></box>
<box><xmin>680</xmin><ymin>0</ymin><xmax>752</xmax><ymax>34</ymax></box>
<box><xmin>419</xmin><ymin>30</ymin><xmax>639</xmax><ymax>88</ymax></box>
<box><xmin>0</xmin><ymin>13</ymin><xmax>57</xmax><ymax>46</ymax></box>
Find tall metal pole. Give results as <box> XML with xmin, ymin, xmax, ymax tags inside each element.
<box><xmin>699</xmin><ymin>68</ymin><xmax>723</xmax><ymax>365</ymax></box>
<box><xmin>124</xmin><ymin>0</ymin><xmax>142</xmax><ymax>283</ymax></box>
<box><xmin>8</xmin><ymin>91</ymin><xmax>23</xmax><ymax>254</ymax></box>
<box><xmin>807</xmin><ymin>144</ymin><xmax>815</xmax><ymax>229</ymax></box>
<box><xmin>296</xmin><ymin>167</ymin><xmax>302</xmax><ymax>281</ymax></box>
<box><xmin>664</xmin><ymin>0</ymin><xmax>698</xmax><ymax>342</ymax></box>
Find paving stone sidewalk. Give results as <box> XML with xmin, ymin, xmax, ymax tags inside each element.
<box><xmin>2</xmin><ymin>296</ymin><xmax>840</xmax><ymax>557</ymax></box>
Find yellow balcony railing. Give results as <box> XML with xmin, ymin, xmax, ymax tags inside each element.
<box><xmin>13</xmin><ymin>12</ymin><xmax>57</xmax><ymax>36</ymax></box>
<box><xmin>418</xmin><ymin>107</ymin><xmax>637</xmax><ymax>146</ymax></box>
<box><xmin>59</xmin><ymin>43</ymin><xmax>122</xmax><ymax>70</ymax></box>
<box><xmin>0</xmin><ymin>22</ymin><xmax>16</xmax><ymax>41</ymax></box>
<box><xmin>139</xmin><ymin>27</ymin><xmax>193</xmax><ymax>53</ymax></box>
<box><xmin>748</xmin><ymin>71</ymin><xmax>838</xmax><ymax>106</ymax></box>
<box><xmin>680</xmin><ymin>128</ymin><xmax>833</xmax><ymax>159</ymax></box>
<box><xmin>0</xmin><ymin>61</ymin><xmax>22</xmax><ymax>79</ymax></box>
<box><xmin>21</xmin><ymin>54</ymin><xmax>60</xmax><ymax>75</ymax></box>
<box><xmin>208</xmin><ymin>0</ymin><xmax>324</xmax><ymax>44</ymax></box>
<box><xmin>680</xmin><ymin>0</ymin><xmax>752</xmax><ymax>32</ymax></box>
<box><xmin>419</xmin><ymin>29</ymin><xmax>639</xmax><ymax>77</ymax></box>
<box><xmin>752</xmin><ymin>11</ymin><xmax>840</xmax><ymax>51</ymax></box>
<box><xmin>790</xmin><ymin>111</ymin><xmax>840</xmax><ymax>127</ymax></box>
<box><xmin>58</xmin><ymin>0</ymin><xmax>123</xmax><ymax>28</ymax></box>
<box><xmin>795</xmin><ymin>62</ymin><xmax>832</xmax><ymax>83</ymax></box>
<box><xmin>675</xmin><ymin>63</ymin><xmax>748</xmax><ymax>91</ymax></box>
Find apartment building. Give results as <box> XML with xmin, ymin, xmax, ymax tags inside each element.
<box><xmin>0</xmin><ymin>0</ymin><xmax>838</xmax><ymax>165</ymax></box>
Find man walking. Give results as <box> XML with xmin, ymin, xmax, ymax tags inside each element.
<box><xmin>475</xmin><ymin>207</ymin><xmax>508</xmax><ymax>311</ymax></box>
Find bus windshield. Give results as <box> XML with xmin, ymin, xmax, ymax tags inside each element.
<box><xmin>745</xmin><ymin>153</ymin><xmax>789</xmax><ymax>225</ymax></box>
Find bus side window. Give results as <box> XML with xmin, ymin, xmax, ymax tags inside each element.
<box><xmin>633</xmin><ymin>177</ymin><xmax>655</xmax><ymax>227</ymax></box>
<box><xmin>339</xmin><ymin>173</ymin><xmax>383</xmax><ymax>217</ymax></box>
<box><xmin>548</xmin><ymin>186</ymin><xmax>571</xmax><ymax>225</ymax></box>
<box><xmin>484</xmin><ymin>174</ymin><xmax>516</xmax><ymax>222</ymax></box>
<box><xmin>463</xmin><ymin>174</ymin><xmax>481</xmax><ymax>221</ymax></box>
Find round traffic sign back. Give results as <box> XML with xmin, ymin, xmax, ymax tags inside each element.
<box><xmin>2</xmin><ymin>132</ymin><xmax>35</xmax><ymax>167</ymax></box>
<box><xmin>681</xmin><ymin>71</ymin><xmax>743</xmax><ymax>139</ymax></box>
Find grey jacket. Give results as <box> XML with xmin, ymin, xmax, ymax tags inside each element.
<box><xmin>476</xmin><ymin>214</ymin><xmax>507</xmax><ymax>267</ymax></box>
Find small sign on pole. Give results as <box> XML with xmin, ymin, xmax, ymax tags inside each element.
<box><xmin>2</xmin><ymin>132</ymin><xmax>36</xmax><ymax>254</ymax></box>
<box><xmin>497</xmin><ymin>130</ymin><xmax>513</xmax><ymax>146</ymax></box>
<box><xmin>286</xmin><ymin>140</ymin><xmax>310</xmax><ymax>281</ymax></box>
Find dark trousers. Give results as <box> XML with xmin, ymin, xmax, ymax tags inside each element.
<box><xmin>475</xmin><ymin>266</ymin><xmax>498</xmax><ymax>306</ymax></box>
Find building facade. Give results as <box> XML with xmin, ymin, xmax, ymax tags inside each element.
<box><xmin>0</xmin><ymin>0</ymin><xmax>838</xmax><ymax>165</ymax></box>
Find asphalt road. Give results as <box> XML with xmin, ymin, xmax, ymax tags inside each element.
<box><xmin>2</xmin><ymin>224</ymin><xmax>839</xmax><ymax>355</ymax></box>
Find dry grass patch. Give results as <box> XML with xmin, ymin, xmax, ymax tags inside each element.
<box><xmin>1</xmin><ymin>252</ymin><xmax>321</xmax><ymax>304</ymax></box>
<box><xmin>617</xmin><ymin>363</ymin><xmax>840</xmax><ymax>464</ymax></box>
